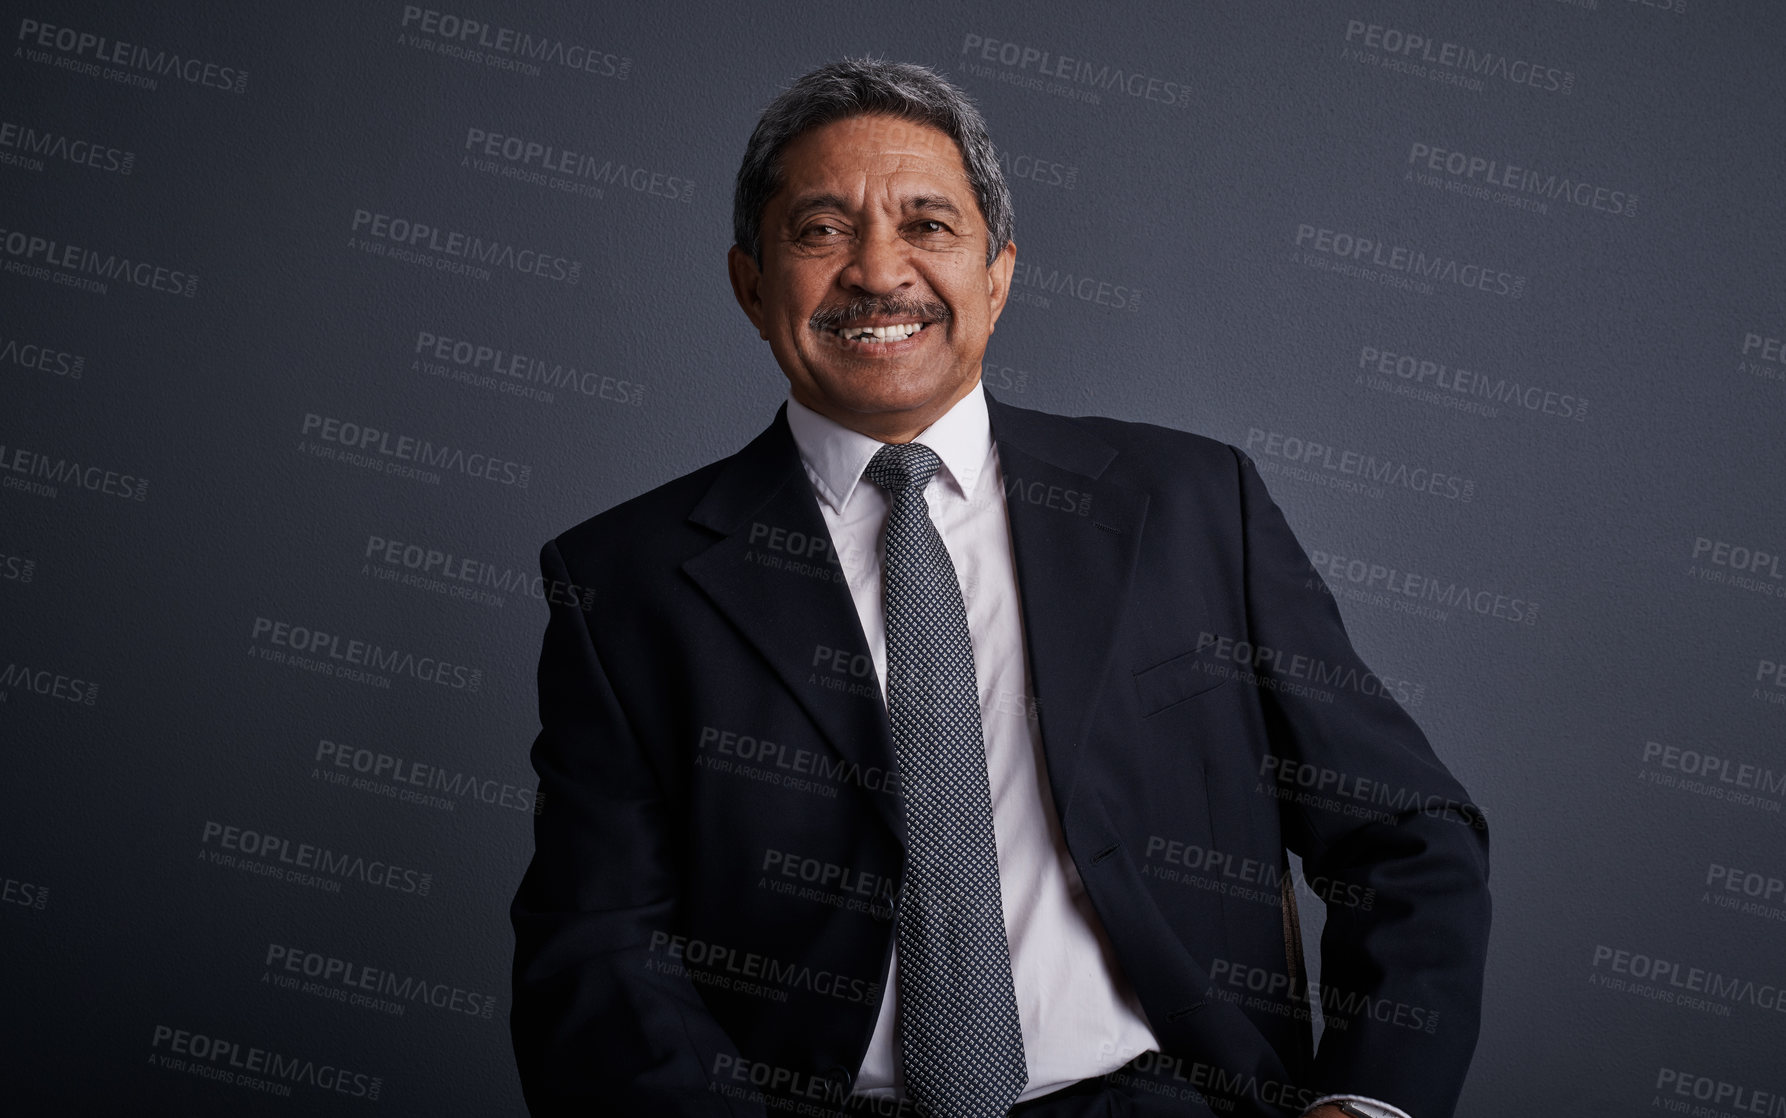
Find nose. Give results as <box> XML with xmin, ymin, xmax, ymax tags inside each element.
<box><xmin>837</xmin><ymin>218</ymin><xmax>917</xmax><ymax>297</ymax></box>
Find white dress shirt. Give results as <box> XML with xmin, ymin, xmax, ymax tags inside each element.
<box><xmin>783</xmin><ymin>381</ymin><xmax>1409</xmax><ymax>1118</ymax></box>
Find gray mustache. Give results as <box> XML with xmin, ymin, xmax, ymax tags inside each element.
<box><xmin>809</xmin><ymin>297</ymin><xmax>950</xmax><ymax>333</ymax></box>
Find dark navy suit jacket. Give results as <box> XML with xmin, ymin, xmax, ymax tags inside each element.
<box><xmin>510</xmin><ymin>388</ymin><xmax>1491</xmax><ymax>1117</ymax></box>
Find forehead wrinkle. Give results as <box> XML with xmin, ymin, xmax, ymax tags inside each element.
<box><xmin>868</xmin><ymin>164</ymin><xmax>973</xmax><ymax>225</ymax></box>
<box><xmin>782</xmin><ymin>177</ymin><xmax>971</xmax><ymax>230</ymax></box>
<box><xmin>778</xmin><ymin>117</ymin><xmax>970</xmax><ymax>211</ymax></box>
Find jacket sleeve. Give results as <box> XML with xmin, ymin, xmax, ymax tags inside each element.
<box><xmin>510</xmin><ymin>538</ymin><xmax>759</xmax><ymax>1116</ymax></box>
<box><xmin>1231</xmin><ymin>447</ymin><xmax>1492</xmax><ymax>1118</ymax></box>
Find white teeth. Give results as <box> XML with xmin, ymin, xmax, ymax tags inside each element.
<box><xmin>835</xmin><ymin>322</ymin><xmax>923</xmax><ymax>341</ymax></box>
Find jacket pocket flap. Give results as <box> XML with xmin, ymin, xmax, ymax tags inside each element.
<box><xmin>1133</xmin><ymin>645</ymin><xmax>1231</xmax><ymax>716</ymax></box>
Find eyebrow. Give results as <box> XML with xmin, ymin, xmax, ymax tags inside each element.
<box><xmin>783</xmin><ymin>192</ymin><xmax>965</xmax><ymax>227</ymax></box>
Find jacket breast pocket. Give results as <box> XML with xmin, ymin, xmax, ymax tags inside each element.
<box><xmin>1133</xmin><ymin>644</ymin><xmax>1234</xmax><ymax>717</ymax></box>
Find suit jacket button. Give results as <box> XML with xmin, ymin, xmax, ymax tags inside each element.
<box><xmin>824</xmin><ymin>1064</ymin><xmax>854</xmax><ymax>1090</ymax></box>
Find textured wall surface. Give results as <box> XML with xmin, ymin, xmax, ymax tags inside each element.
<box><xmin>3</xmin><ymin>1</ymin><xmax>1783</xmax><ymax>1113</ymax></box>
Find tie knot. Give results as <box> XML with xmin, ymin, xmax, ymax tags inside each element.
<box><xmin>863</xmin><ymin>441</ymin><xmax>942</xmax><ymax>495</ymax></box>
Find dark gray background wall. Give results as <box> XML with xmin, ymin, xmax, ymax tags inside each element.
<box><xmin>3</xmin><ymin>1</ymin><xmax>1783</xmax><ymax>1113</ymax></box>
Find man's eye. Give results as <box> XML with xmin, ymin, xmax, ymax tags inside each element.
<box><xmin>804</xmin><ymin>224</ymin><xmax>843</xmax><ymax>237</ymax></box>
<box><xmin>912</xmin><ymin>220</ymin><xmax>947</xmax><ymax>234</ymax></box>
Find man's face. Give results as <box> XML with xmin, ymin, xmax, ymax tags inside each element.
<box><xmin>729</xmin><ymin>114</ymin><xmax>1016</xmax><ymax>434</ymax></box>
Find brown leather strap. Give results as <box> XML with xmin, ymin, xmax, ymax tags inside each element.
<box><xmin>1281</xmin><ymin>858</ymin><xmax>1305</xmax><ymax>992</ymax></box>
<box><xmin>1281</xmin><ymin>856</ymin><xmax>1315</xmax><ymax>1067</ymax></box>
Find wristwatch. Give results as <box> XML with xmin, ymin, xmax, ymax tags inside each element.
<box><xmin>1334</xmin><ymin>1105</ymin><xmax>1378</xmax><ymax>1118</ymax></box>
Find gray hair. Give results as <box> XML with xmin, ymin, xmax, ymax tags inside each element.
<box><xmin>732</xmin><ymin>58</ymin><xmax>1013</xmax><ymax>270</ymax></box>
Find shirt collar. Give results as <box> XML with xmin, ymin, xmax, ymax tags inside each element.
<box><xmin>785</xmin><ymin>379</ymin><xmax>991</xmax><ymax>514</ymax></box>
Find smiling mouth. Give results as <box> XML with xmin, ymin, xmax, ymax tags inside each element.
<box><xmin>823</xmin><ymin>321</ymin><xmax>932</xmax><ymax>343</ymax></box>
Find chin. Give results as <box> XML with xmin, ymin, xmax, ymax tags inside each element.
<box><xmin>822</xmin><ymin>373</ymin><xmax>952</xmax><ymax>413</ymax></box>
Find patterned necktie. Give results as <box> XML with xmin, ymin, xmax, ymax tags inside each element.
<box><xmin>862</xmin><ymin>440</ymin><xmax>1027</xmax><ymax>1117</ymax></box>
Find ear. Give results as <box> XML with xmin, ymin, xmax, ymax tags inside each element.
<box><xmin>985</xmin><ymin>238</ymin><xmax>1017</xmax><ymax>334</ymax></box>
<box><xmin>727</xmin><ymin>244</ymin><xmax>769</xmax><ymax>340</ymax></box>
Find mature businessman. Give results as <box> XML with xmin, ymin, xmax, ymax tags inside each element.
<box><xmin>511</xmin><ymin>59</ymin><xmax>1490</xmax><ymax>1118</ymax></box>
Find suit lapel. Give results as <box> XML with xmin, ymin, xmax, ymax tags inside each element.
<box><xmin>985</xmin><ymin>389</ymin><xmax>1150</xmax><ymax>824</ymax></box>
<box><xmin>679</xmin><ymin>389</ymin><xmax>1150</xmax><ymax>842</ymax></box>
<box><xmin>681</xmin><ymin>404</ymin><xmax>905</xmax><ymax>840</ymax></box>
